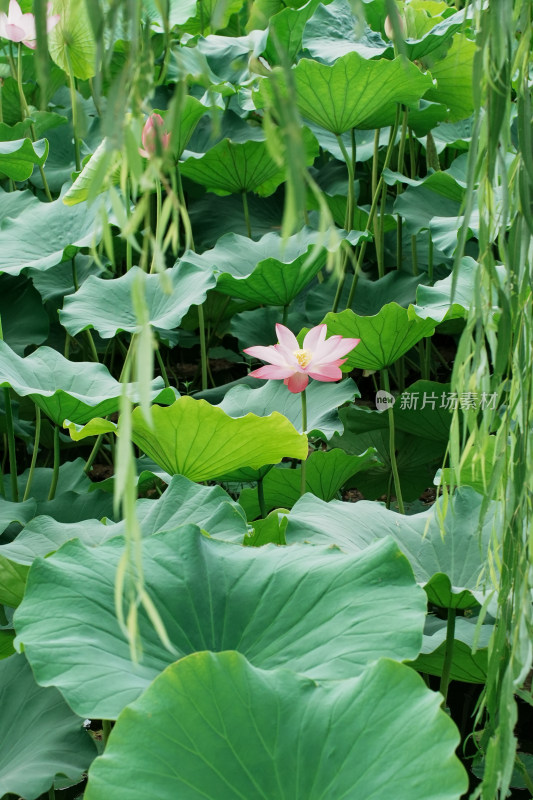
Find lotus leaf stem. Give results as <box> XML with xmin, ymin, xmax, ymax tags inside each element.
<box><xmin>23</xmin><ymin>406</ymin><xmax>41</xmax><ymax>501</ymax></box>
<box><xmin>47</xmin><ymin>424</ymin><xmax>60</xmax><ymax>501</ymax></box>
<box><xmin>439</xmin><ymin>606</ymin><xmax>456</xmax><ymax>708</ymax></box>
<box><xmin>381</xmin><ymin>368</ymin><xmax>404</xmax><ymax>514</ymax></box>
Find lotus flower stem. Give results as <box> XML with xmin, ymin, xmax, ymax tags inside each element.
<box><xmin>3</xmin><ymin>388</ymin><xmax>18</xmax><ymax>502</ymax></box>
<box><xmin>242</xmin><ymin>191</ymin><xmax>252</xmax><ymax>238</ymax></box>
<box><xmin>48</xmin><ymin>786</ymin><xmax>56</xmax><ymax>799</ymax></box>
<box><xmin>439</xmin><ymin>606</ymin><xmax>456</xmax><ymax>708</ymax></box>
<box><xmin>47</xmin><ymin>424</ymin><xmax>60</xmax><ymax>501</ymax></box>
<box><xmin>381</xmin><ymin>368</ymin><xmax>404</xmax><ymax>514</ymax></box>
<box><xmin>300</xmin><ymin>389</ymin><xmax>308</xmax><ymax>496</ymax></box>
<box><xmin>22</xmin><ymin>406</ymin><xmax>41</xmax><ymax>501</ymax></box>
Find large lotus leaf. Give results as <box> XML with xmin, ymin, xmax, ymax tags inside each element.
<box><xmin>0</xmin><ymin>653</ymin><xmax>97</xmax><ymax>800</ymax></box>
<box><xmin>424</xmin><ymin>35</ymin><xmax>476</xmax><ymax>122</ymax></box>
<box><xmin>48</xmin><ymin>0</ymin><xmax>96</xmax><ymax>79</ymax></box>
<box><xmin>0</xmin><ymin>189</ymin><xmax>109</xmax><ymax>275</ymax></box>
<box><xmin>239</xmin><ymin>447</ymin><xmax>380</xmax><ymax>518</ymax></box>
<box><xmin>323</xmin><ymin>302</ymin><xmax>436</xmax><ymax>371</ymax></box>
<box><xmin>181</xmin><ymin>228</ymin><xmax>329</xmax><ymax>305</ymax></box>
<box><xmin>59</xmin><ymin>263</ymin><xmax>216</xmax><ymax>341</ymax></box>
<box><xmin>0</xmin><ymin>274</ymin><xmax>49</xmax><ymax>355</ymax></box>
<box><xmin>407</xmin><ymin>614</ymin><xmax>492</xmax><ymax>684</ymax></box>
<box><xmin>285</xmin><ymin>487</ymin><xmax>498</xmax><ymax>609</ymax></box>
<box><xmin>0</xmin><ymin>477</ymin><xmax>248</xmax><ymax>597</ymax></box>
<box><xmin>0</xmin><ymin>341</ymin><xmax>170</xmax><ymax>425</ymax></box>
<box><xmin>14</xmin><ymin>525</ymin><xmax>427</xmax><ymax>719</ymax></box>
<box><xmin>130</xmin><ymin>397</ymin><xmax>308</xmax><ymax>481</ymax></box>
<box><xmin>0</xmin><ymin>137</ymin><xmax>49</xmax><ymax>181</ymax></box>
<box><xmin>218</xmin><ymin>373</ymin><xmax>358</xmax><ymax>439</ymax></box>
<box><xmin>180</xmin><ymin>129</ymin><xmax>317</xmax><ymax>196</ymax></box>
<box><xmin>302</xmin><ymin>0</ymin><xmax>466</xmax><ymax>63</ymax></box>
<box><xmin>257</xmin><ymin>52</ymin><xmax>432</xmax><ymax>135</ymax></box>
<box><xmin>84</xmin><ymin>651</ymin><xmax>467</xmax><ymax>800</ymax></box>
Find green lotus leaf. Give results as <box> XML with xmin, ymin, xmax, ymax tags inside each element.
<box><xmin>424</xmin><ymin>34</ymin><xmax>476</xmax><ymax>122</ymax></box>
<box><xmin>0</xmin><ymin>274</ymin><xmax>49</xmax><ymax>355</ymax></box>
<box><xmin>48</xmin><ymin>0</ymin><xmax>97</xmax><ymax>80</ymax></box>
<box><xmin>407</xmin><ymin>614</ymin><xmax>493</xmax><ymax>684</ymax></box>
<box><xmin>239</xmin><ymin>447</ymin><xmax>380</xmax><ymax>518</ymax></box>
<box><xmin>14</xmin><ymin>525</ymin><xmax>426</xmax><ymax>718</ymax></box>
<box><xmin>413</xmin><ymin>258</ymin><xmax>506</xmax><ymax>323</ymax></box>
<box><xmin>302</xmin><ymin>0</ymin><xmax>466</xmax><ymax>64</ymax></box>
<box><xmin>323</xmin><ymin>302</ymin><xmax>436</xmax><ymax>371</ymax></box>
<box><xmin>64</xmin><ymin>417</ymin><xmax>118</xmax><ymax>441</ymax></box>
<box><xmin>257</xmin><ymin>51</ymin><xmax>432</xmax><ymax>135</ymax></box>
<box><xmin>180</xmin><ymin>127</ymin><xmax>318</xmax><ymax>196</ymax></box>
<box><xmin>84</xmin><ymin>652</ymin><xmax>467</xmax><ymax>800</ymax></box>
<box><xmin>0</xmin><ymin>653</ymin><xmax>96</xmax><ymax>800</ymax></box>
<box><xmin>218</xmin><ymin>376</ymin><xmax>359</xmax><ymax>439</ymax></box>
<box><xmin>62</xmin><ymin>138</ymin><xmax>122</xmax><ymax>206</ymax></box>
<box><xmin>0</xmin><ymin>476</ymin><xmax>248</xmax><ymax>588</ymax></box>
<box><xmin>130</xmin><ymin>397</ymin><xmax>308</xmax><ymax>481</ymax></box>
<box><xmin>0</xmin><ymin>189</ymin><xmax>110</xmax><ymax>276</ymax></box>
<box><xmin>286</xmin><ymin>486</ymin><xmax>499</xmax><ymax>609</ymax></box>
<box><xmin>0</xmin><ymin>137</ymin><xmax>49</xmax><ymax>181</ymax></box>
<box><xmin>60</xmin><ymin>263</ymin><xmax>216</xmax><ymax>341</ymax></box>
<box><xmin>245</xmin><ymin>508</ymin><xmax>288</xmax><ymax>546</ymax></box>
<box><xmin>0</xmin><ymin>341</ymin><xmax>170</xmax><ymax>425</ymax></box>
<box><xmin>181</xmin><ymin>228</ymin><xmax>329</xmax><ymax>305</ymax></box>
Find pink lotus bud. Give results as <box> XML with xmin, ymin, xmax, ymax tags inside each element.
<box><xmin>139</xmin><ymin>113</ymin><xmax>171</xmax><ymax>158</ymax></box>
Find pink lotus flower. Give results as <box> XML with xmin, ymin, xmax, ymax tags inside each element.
<box><xmin>139</xmin><ymin>113</ymin><xmax>171</xmax><ymax>158</ymax></box>
<box><xmin>0</xmin><ymin>0</ymin><xmax>59</xmax><ymax>49</ymax></box>
<box><xmin>244</xmin><ymin>323</ymin><xmax>360</xmax><ymax>394</ymax></box>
